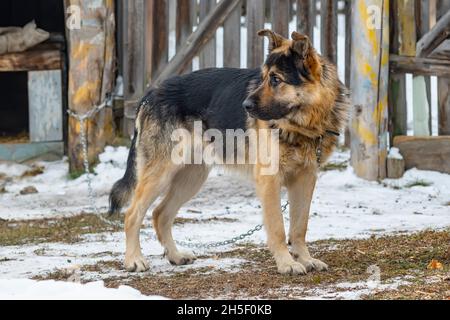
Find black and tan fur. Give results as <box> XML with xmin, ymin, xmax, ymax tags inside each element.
<box><xmin>109</xmin><ymin>30</ymin><xmax>350</xmax><ymax>275</ymax></box>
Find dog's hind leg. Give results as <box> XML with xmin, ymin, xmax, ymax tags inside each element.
<box><xmin>287</xmin><ymin>169</ymin><xmax>328</xmax><ymax>272</ymax></box>
<box><xmin>124</xmin><ymin>162</ymin><xmax>179</xmax><ymax>272</ymax></box>
<box><xmin>153</xmin><ymin>165</ymin><xmax>210</xmax><ymax>266</ymax></box>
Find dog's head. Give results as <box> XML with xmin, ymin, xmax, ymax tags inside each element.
<box><xmin>244</xmin><ymin>30</ymin><xmax>336</xmax><ymax>122</ymax></box>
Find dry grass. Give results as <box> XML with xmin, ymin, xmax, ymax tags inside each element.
<box><xmin>35</xmin><ymin>229</ymin><xmax>450</xmax><ymax>300</ymax></box>
<box><xmin>0</xmin><ymin>214</ymin><xmax>121</xmax><ymax>246</ymax></box>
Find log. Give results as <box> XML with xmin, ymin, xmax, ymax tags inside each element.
<box><xmin>387</xmin><ymin>148</ymin><xmax>405</xmax><ymax>179</ymax></box>
<box><xmin>393</xmin><ymin>136</ymin><xmax>450</xmax><ymax>174</ymax></box>
<box><xmin>350</xmin><ymin>0</ymin><xmax>390</xmax><ymax>181</ymax></box>
<box><xmin>154</xmin><ymin>0</ymin><xmax>242</xmax><ymax>86</ymax></box>
<box><xmin>416</xmin><ymin>10</ymin><xmax>450</xmax><ymax>58</ymax></box>
<box><xmin>389</xmin><ymin>54</ymin><xmax>450</xmax><ymax>77</ymax></box>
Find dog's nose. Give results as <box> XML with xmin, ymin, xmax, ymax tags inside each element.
<box><xmin>243</xmin><ymin>99</ymin><xmax>255</xmax><ymax>112</ymax></box>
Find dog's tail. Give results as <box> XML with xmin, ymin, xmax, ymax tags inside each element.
<box><xmin>108</xmin><ymin>131</ymin><xmax>138</xmax><ymax>216</ymax></box>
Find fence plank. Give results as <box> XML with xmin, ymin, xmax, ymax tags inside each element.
<box><xmin>415</xmin><ymin>0</ymin><xmax>432</xmax><ymax>133</ymax></box>
<box><xmin>247</xmin><ymin>0</ymin><xmax>265</xmax><ymax>68</ymax></box>
<box><xmin>398</xmin><ymin>0</ymin><xmax>430</xmax><ymax>136</ymax></box>
<box><xmin>271</xmin><ymin>0</ymin><xmax>290</xmax><ymax>37</ymax></box>
<box><xmin>147</xmin><ymin>0</ymin><xmax>169</xmax><ymax>81</ymax></box>
<box><xmin>224</xmin><ymin>1</ymin><xmax>242</xmax><ymax>68</ymax></box>
<box><xmin>154</xmin><ymin>0</ymin><xmax>242</xmax><ymax>85</ymax></box>
<box><xmin>297</xmin><ymin>0</ymin><xmax>314</xmax><ymax>40</ymax></box>
<box><xmin>176</xmin><ymin>0</ymin><xmax>193</xmax><ymax>72</ymax></box>
<box><xmin>122</xmin><ymin>0</ymin><xmax>145</xmax><ymax>137</ymax></box>
<box><xmin>320</xmin><ymin>0</ymin><xmax>337</xmax><ymax>63</ymax></box>
<box><xmin>199</xmin><ymin>0</ymin><xmax>217</xmax><ymax>68</ymax></box>
<box><xmin>350</xmin><ymin>0</ymin><xmax>389</xmax><ymax>180</ymax></box>
<box><xmin>437</xmin><ymin>0</ymin><xmax>450</xmax><ymax>135</ymax></box>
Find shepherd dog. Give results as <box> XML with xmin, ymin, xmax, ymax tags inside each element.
<box><xmin>109</xmin><ymin>30</ymin><xmax>350</xmax><ymax>275</ymax></box>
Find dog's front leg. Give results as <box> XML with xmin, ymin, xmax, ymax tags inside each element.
<box><xmin>287</xmin><ymin>169</ymin><xmax>328</xmax><ymax>272</ymax></box>
<box><xmin>256</xmin><ymin>173</ymin><xmax>307</xmax><ymax>275</ymax></box>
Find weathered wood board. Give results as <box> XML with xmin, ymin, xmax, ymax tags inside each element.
<box><xmin>0</xmin><ymin>49</ymin><xmax>61</xmax><ymax>72</ymax></box>
<box><xmin>393</xmin><ymin>136</ymin><xmax>450</xmax><ymax>174</ymax></box>
<box><xmin>247</xmin><ymin>0</ymin><xmax>265</xmax><ymax>68</ymax></box>
<box><xmin>28</xmin><ymin>70</ymin><xmax>63</xmax><ymax>143</ymax></box>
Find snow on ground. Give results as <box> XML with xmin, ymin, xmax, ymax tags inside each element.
<box><xmin>0</xmin><ymin>279</ymin><xmax>163</xmax><ymax>300</ymax></box>
<box><xmin>1</xmin><ymin>146</ymin><xmax>449</xmax><ymax>288</ymax></box>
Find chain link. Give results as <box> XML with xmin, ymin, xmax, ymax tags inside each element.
<box><xmin>68</xmin><ymin>101</ymin><xmax>290</xmax><ymax>249</ymax></box>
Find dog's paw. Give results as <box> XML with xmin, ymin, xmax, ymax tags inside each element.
<box><xmin>167</xmin><ymin>250</ymin><xmax>196</xmax><ymax>266</ymax></box>
<box><xmin>124</xmin><ymin>254</ymin><xmax>150</xmax><ymax>273</ymax></box>
<box><xmin>294</xmin><ymin>255</ymin><xmax>328</xmax><ymax>272</ymax></box>
<box><xmin>277</xmin><ymin>259</ymin><xmax>307</xmax><ymax>275</ymax></box>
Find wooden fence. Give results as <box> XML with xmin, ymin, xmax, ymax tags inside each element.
<box><xmin>118</xmin><ymin>0</ymin><xmax>352</xmax><ymax>136</ymax></box>
<box><xmin>114</xmin><ymin>0</ymin><xmax>450</xmax><ymax>180</ymax></box>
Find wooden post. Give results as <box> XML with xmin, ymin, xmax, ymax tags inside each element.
<box><xmin>224</xmin><ymin>0</ymin><xmax>241</xmax><ymax>68</ymax></box>
<box><xmin>320</xmin><ymin>0</ymin><xmax>337</xmax><ymax>64</ymax></box>
<box><xmin>344</xmin><ymin>0</ymin><xmax>352</xmax><ymax>147</ymax></box>
<box><xmin>247</xmin><ymin>0</ymin><xmax>265</xmax><ymax>68</ymax></box>
<box><xmin>271</xmin><ymin>0</ymin><xmax>290</xmax><ymax>38</ymax></box>
<box><xmin>199</xmin><ymin>0</ymin><xmax>217</xmax><ymax>68</ymax></box>
<box><xmin>66</xmin><ymin>0</ymin><xmax>116</xmax><ymax>174</ymax></box>
<box><xmin>350</xmin><ymin>0</ymin><xmax>390</xmax><ymax>181</ymax></box>
<box><xmin>437</xmin><ymin>0</ymin><xmax>450</xmax><ymax>135</ymax></box>
<box><xmin>297</xmin><ymin>0</ymin><xmax>314</xmax><ymax>40</ymax></box>
<box><xmin>388</xmin><ymin>0</ymin><xmax>407</xmax><ymax>144</ymax></box>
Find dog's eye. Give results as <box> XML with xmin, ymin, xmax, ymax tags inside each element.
<box><xmin>270</xmin><ymin>75</ymin><xmax>282</xmax><ymax>87</ymax></box>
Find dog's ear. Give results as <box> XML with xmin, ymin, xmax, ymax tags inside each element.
<box><xmin>291</xmin><ymin>32</ymin><xmax>311</xmax><ymax>58</ymax></box>
<box><xmin>291</xmin><ymin>31</ymin><xmax>322</xmax><ymax>81</ymax></box>
<box><xmin>258</xmin><ymin>29</ymin><xmax>286</xmax><ymax>52</ymax></box>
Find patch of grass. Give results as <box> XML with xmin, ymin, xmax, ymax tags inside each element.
<box><xmin>0</xmin><ymin>213</ymin><xmax>122</xmax><ymax>246</ymax></box>
<box><xmin>404</xmin><ymin>180</ymin><xmax>433</xmax><ymax>188</ymax></box>
<box><xmin>321</xmin><ymin>161</ymin><xmax>348</xmax><ymax>172</ymax></box>
<box><xmin>174</xmin><ymin>217</ymin><xmax>238</xmax><ymax>225</ymax></box>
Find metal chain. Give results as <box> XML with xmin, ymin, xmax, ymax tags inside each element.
<box><xmin>68</xmin><ymin>102</ymin><xmax>290</xmax><ymax>249</ymax></box>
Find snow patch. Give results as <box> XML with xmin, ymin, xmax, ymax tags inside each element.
<box><xmin>0</xmin><ymin>279</ymin><xmax>164</xmax><ymax>300</ymax></box>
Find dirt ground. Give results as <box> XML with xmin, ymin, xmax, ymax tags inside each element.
<box><xmin>6</xmin><ymin>214</ymin><xmax>446</xmax><ymax>300</ymax></box>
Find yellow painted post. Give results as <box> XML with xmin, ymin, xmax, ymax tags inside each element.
<box><xmin>66</xmin><ymin>0</ymin><xmax>116</xmax><ymax>174</ymax></box>
<box><xmin>350</xmin><ymin>0</ymin><xmax>390</xmax><ymax>180</ymax></box>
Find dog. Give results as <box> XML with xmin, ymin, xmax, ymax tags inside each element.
<box><xmin>109</xmin><ymin>30</ymin><xmax>350</xmax><ymax>275</ymax></box>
